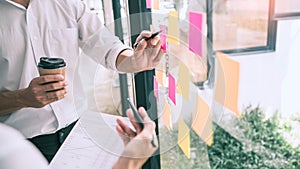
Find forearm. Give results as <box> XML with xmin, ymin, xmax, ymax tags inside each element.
<box><xmin>0</xmin><ymin>89</ymin><xmax>26</xmax><ymax>115</ymax></box>
<box><xmin>116</xmin><ymin>49</ymin><xmax>136</xmax><ymax>73</ymax></box>
<box><xmin>112</xmin><ymin>156</ymin><xmax>142</xmax><ymax>169</ymax></box>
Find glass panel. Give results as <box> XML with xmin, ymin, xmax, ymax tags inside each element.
<box><xmin>213</xmin><ymin>0</ymin><xmax>269</xmax><ymax>50</ymax></box>
<box><xmin>275</xmin><ymin>0</ymin><xmax>300</xmax><ymax>14</ymax></box>
<box><xmin>151</xmin><ymin>0</ymin><xmax>211</xmax><ymax>168</ymax></box>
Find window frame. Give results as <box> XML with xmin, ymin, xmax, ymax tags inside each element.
<box><xmin>207</xmin><ymin>0</ymin><xmax>277</xmax><ymax>56</ymax></box>
<box><xmin>274</xmin><ymin>0</ymin><xmax>300</xmax><ymax>20</ymax></box>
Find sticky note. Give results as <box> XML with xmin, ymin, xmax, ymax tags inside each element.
<box><xmin>153</xmin><ymin>0</ymin><xmax>159</xmax><ymax>10</ymax></box>
<box><xmin>192</xmin><ymin>95</ymin><xmax>213</xmax><ymax>146</ymax></box>
<box><xmin>156</xmin><ymin>69</ymin><xmax>164</xmax><ymax>85</ymax></box>
<box><xmin>154</xmin><ymin>76</ymin><xmax>158</xmax><ymax>99</ymax></box>
<box><xmin>168</xmin><ymin>73</ymin><xmax>176</xmax><ymax>105</ymax></box>
<box><xmin>167</xmin><ymin>11</ymin><xmax>180</xmax><ymax>45</ymax></box>
<box><xmin>159</xmin><ymin>25</ymin><xmax>167</xmax><ymax>52</ymax></box>
<box><xmin>214</xmin><ymin>52</ymin><xmax>241</xmax><ymax>118</ymax></box>
<box><xmin>178</xmin><ymin>62</ymin><xmax>190</xmax><ymax>100</ymax></box>
<box><xmin>163</xmin><ymin>100</ymin><xmax>172</xmax><ymax>130</ymax></box>
<box><xmin>189</xmin><ymin>12</ymin><xmax>204</xmax><ymax>56</ymax></box>
<box><xmin>146</xmin><ymin>0</ymin><xmax>152</xmax><ymax>8</ymax></box>
<box><xmin>178</xmin><ymin>119</ymin><xmax>190</xmax><ymax>159</ymax></box>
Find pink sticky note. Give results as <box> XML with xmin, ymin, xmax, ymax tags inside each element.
<box><xmin>159</xmin><ymin>25</ymin><xmax>167</xmax><ymax>52</ymax></box>
<box><xmin>154</xmin><ymin>76</ymin><xmax>158</xmax><ymax>99</ymax></box>
<box><xmin>146</xmin><ymin>0</ymin><xmax>152</xmax><ymax>8</ymax></box>
<box><xmin>189</xmin><ymin>12</ymin><xmax>203</xmax><ymax>56</ymax></box>
<box><xmin>168</xmin><ymin>73</ymin><xmax>176</xmax><ymax>105</ymax></box>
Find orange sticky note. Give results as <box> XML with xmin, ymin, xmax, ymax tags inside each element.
<box><xmin>153</xmin><ymin>0</ymin><xmax>159</xmax><ymax>10</ymax></box>
<box><xmin>192</xmin><ymin>95</ymin><xmax>213</xmax><ymax>146</ymax></box>
<box><xmin>163</xmin><ymin>100</ymin><xmax>172</xmax><ymax>130</ymax></box>
<box><xmin>156</xmin><ymin>69</ymin><xmax>164</xmax><ymax>85</ymax></box>
<box><xmin>177</xmin><ymin>62</ymin><xmax>190</xmax><ymax>100</ymax></box>
<box><xmin>177</xmin><ymin>119</ymin><xmax>190</xmax><ymax>159</ymax></box>
<box><xmin>167</xmin><ymin>11</ymin><xmax>180</xmax><ymax>45</ymax></box>
<box><xmin>214</xmin><ymin>52</ymin><xmax>241</xmax><ymax>118</ymax></box>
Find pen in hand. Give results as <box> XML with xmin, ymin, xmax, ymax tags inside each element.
<box><xmin>133</xmin><ymin>30</ymin><xmax>162</xmax><ymax>49</ymax></box>
<box><xmin>127</xmin><ymin>98</ymin><xmax>158</xmax><ymax>148</ymax></box>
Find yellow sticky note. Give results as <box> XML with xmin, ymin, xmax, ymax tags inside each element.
<box><xmin>167</xmin><ymin>11</ymin><xmax>180</xmax><ymax>45</ymax></box>
<box><xmin>178</xmin><ymin>119</ymin><xmax>190</xmax><ymax>159</ymax></box>
<box><xmin>178</xmin><ymin>62</ymin><xmax>190</xmax><ymax>100</ymax></box>
<box><xmin>153</xmin><ymin>0</ymin><xmax>159</xmax><ymax>10</ymax></box>
<box><xmin>192</xmin><ymin>95</ymin><xmax>214</xmax><ymax>146</ymax></box>
<box><xmin>156</xmin><ymin>69</ymin><xmax>164</xmax><ymax>86</ymax></box>
<box><xmin>214</xmin><ymin>52</ymin><xmax>241</xmax><ymax>118</ymax></box>
<box><xmin>163</xmin><ymin>100</ymin><xmax>172</xmax><ymax>130</ymax></box>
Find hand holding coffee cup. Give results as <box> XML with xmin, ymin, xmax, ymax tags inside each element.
<box><xmin>18</xmin><ymin>57</ymin><xmax>68</xmax><ymax>108</ymax></box>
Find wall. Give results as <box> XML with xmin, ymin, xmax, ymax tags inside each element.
<box><xmin>235</xmin><ymin>19</ymin><xmax>300</xmax><ymax>117</ymax></box>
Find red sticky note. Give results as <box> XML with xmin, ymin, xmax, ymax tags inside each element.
<box><xmin>146</xmin><ymin>0</ymin><xmax>152</xmax><ymax>8</ymax></box>
<box><xmin>168</xmin><ymin>73</ymin><xmax>176</xmax><ymax>105</ymax></box>
<box><xmin>159</xmin><ymin>25</ymin><xmax>167</xmax><ymax>52</ymax></box>
<box><xmin>154</xmin><ymin>76</ymin><xmax>158</xmax><ymax>99</ymax></box>
<box><xmin>189</xmin><ymin>12</ymin><xmax>203</xmax><ymax>56</ymax></box>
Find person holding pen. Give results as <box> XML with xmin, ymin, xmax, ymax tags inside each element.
<box><xmin>0</xmin><ymin>107</ymin><xmax>158</xmax><ymax>169</ymax></box>
<box><xmin>0</xmin><ymin>0</ymin><xmax>163</xmax><ymax>163</ymax></box>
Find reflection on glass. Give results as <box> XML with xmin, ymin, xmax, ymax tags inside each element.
<box><xmin>275</xmin><ymin>0</ymin><xmax>300</xmax><ymax>14</ymax></box>
<box><xmin>213</xmin><ymin>0</ymin><xmax>269</xmax><ymax>50</ymax></box>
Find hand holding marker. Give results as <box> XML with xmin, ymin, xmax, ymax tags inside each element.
<box><xmin>133</xmin><ymin>30</ymin><xmax>162</xmax><ymax>49</ymax></box>
<box><xmin>127</xmin><ymin>98</ymin><xmax>158</xmax><ymax>148</ymax></box>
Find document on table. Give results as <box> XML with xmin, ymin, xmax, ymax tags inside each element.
<box><xmin>49</xmin><ymin>111</ymin><xmax>133</xmax><ymax>169</ymax></box>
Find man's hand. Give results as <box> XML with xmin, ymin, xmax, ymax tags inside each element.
<box><xmin>20</xmin><ymin>74</ymin><xmax>68</xmax><ymax>108</ymax></box>
<box><xmin>116</xmin><ymin>31</ymin><xmax>164</xmax><ymax>73</ymax></box>
<box><xmin>113</xmin><ymin>107</ymin><xmax>158</xmax><ymax>169</ymax></box>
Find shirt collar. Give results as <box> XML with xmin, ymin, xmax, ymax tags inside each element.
<box><xmin>5</xmin><ymin>0</ymin><xmax>29</xmax><ymax>10</ymax></box>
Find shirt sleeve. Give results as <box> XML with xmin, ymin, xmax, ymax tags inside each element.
<box><xmin>75</xmin><ymin>1</ymin><xmax>131</xmax><ymax>71</ymax></box>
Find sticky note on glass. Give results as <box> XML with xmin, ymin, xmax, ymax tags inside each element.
<box><xmin>163</xmin><ymin>100</ymin><xmax>172</xmax><ymax>130</ymax></box>
<box><xmin>192</xmin><ymin>95</ymin><xmax>213</xmax><ymax>146</ymax></box>
<box><xmin>178</xmin><ymin>62</ymin><xmax>190</xmax><ymax>100</ymax></box>
<box><xmin>146</xmin><ymin>0</ymin><xmax>152</xmax><ymax>8</ymax></box>
<box><xmin>168</xmin><ymin>73</ymin><xmax>176</xmax><ymax>105</ymax></box>
<box><xmin>153</xmin><ymin>0</ymin><xmax>159</xmax><ymax>10</ymax></box>
<box><xmin>167</xmin><ymin>11</ymin><xmax>179</xmax><ymax>45</ymax></box>
<box><xmin>154</xmin><ymin>76</ymin><xmax>158</xmax><ymax>99</ymax></box>
<box><xmin>177</xmin><ymin>119</ymin><xmax>190</xmax><ymax>159</ymax></box>
<box><xmin>156</xmin><ymin>69</ymin><xmax>164</xmax><ymax>86</ymax></box>
<box><xmin>159</xmin><ymin>25</ymin><xmax>167</xmax><ymax>52</ymax></box>
<box><xmin>214</xmin><ymin>52</ymin><xmax>241</xmax><ymax>118</ymax></box>
<box><xmin>189</xmin><ymin>12</ymin><xmax>204</xmax><ymax>56</ymax></box>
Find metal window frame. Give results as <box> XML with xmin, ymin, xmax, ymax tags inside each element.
<box><xmin>127</xmin><ymin>0</ymin><xmax>161</xmax><ymax>169</ymax></box>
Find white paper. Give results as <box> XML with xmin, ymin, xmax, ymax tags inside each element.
<box><xmin>50</xmin><ymin>111</ymin><xmax>133</xmax><ymax>169</ymax></box>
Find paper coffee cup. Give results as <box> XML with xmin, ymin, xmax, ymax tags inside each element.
<box><xmin>38</xmin><ymin>57</ymin><xmax>66</xmax><ymax>77</ymax></box>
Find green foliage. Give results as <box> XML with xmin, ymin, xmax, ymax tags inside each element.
<box><xmin>208</xmin><ymin>106</ymin><xmax>300</xmax><ymax>169</ymax></box>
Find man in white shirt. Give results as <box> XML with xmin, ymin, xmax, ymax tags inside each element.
<box><xmin>0</xmin><ymin>0</ymin><xmax>163</xmax><ymax>162</ymax></box>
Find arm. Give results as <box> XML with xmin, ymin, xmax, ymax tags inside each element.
<box><xmin>116</xmin><ymin>31</ymin><xmax>164</xmax><ymax>73</ymax></box>
<box><xmin>112</xmin><ymin>107</ymin><xmax>158</xmax><ymax>169</ymax></box>
<box><xmin>0</xmin><ymin>75</ymin><xmax>67</xmax><ymax>115</ymax></box>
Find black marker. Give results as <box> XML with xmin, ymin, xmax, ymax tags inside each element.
<box><xmin>133</xmin><ymin>30</ymin><xmax>162</xmax><ymax>49</ymax></box>
<box><xmin>127</xmin><ymin>98</ymin><xmax>157</xmax><ymax>147</ymax></box>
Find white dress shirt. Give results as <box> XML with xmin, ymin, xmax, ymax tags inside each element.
<box><xmin>0</xmin><ymin>0</ymin><xmax>129</xmax><ymax>138</ymax></box>
<box><xmin>0</xmin><ymin>123</ymin><xmax>49</xmax><ymax>169</ymax></box>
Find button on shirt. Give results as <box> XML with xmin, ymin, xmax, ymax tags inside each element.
<box><xmin>0</xmin><ymin>0</ymin><xmax>129</xmax><ymax>138</ymax></box>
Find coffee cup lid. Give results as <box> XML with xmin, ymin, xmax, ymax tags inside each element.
<box><xmin>38</xmin><ymin>57</ymin><xmax>66</xmax><ymax>69</ymax></box>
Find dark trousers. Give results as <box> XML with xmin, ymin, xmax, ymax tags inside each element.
<box><xmin>28</xmin><ymin>121</ymin><xmax>77</xmax><ymax>163</ymax></box>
